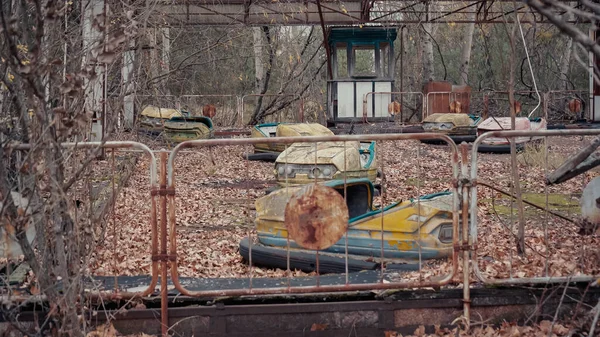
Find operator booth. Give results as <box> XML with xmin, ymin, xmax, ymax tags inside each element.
<box><xmin>327</xmin><ymin>27</ymin><xmax>397</xmax><ymax>123</ymax></box>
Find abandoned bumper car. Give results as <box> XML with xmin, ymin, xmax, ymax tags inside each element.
<box><xmin>274</xmin><ymin>140</ymin><xmax>378</xmax><ymax>187</ymax></box>
<box><xmin>239</xmin><ymin>179</ymin><xmax>456</xmax><ymax>273</ymax></box>
<box><xmin>138</xmin><ymin>105</ymin><xmax>214</xmax><ymax>143</ymax></box>
<box><xmin>421</xmin><ymin>113</ymin><xmax>481</xmax><ymax>143</ymax></box>
<box><xmin>476</xmin><ymin>116</ymin><xmax>547</xmax><ymax>153</ymax></box>
<box><xmin>245</xmin><ymin>122</ymin><xmax>334</xmax><ymax>161</ymax></box>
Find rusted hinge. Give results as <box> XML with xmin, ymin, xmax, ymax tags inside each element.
<box><xmin>452</xmin><ymin>177</ymin><xmax>477</xmax><ymax>188</ymax></box>
<box><xmin>453</xmin><ymin>177</ymin><xmax>477</xmax><ymax>188</ymax></box>
<box><xmin>152</xmin><ymin>254</ymin><xmax>177</xmax><ymax>262</ymax></box>
<box><xmin>150</xmin><ymin>187</ymin><xmax>176</xmax><ymax>196</ymax></box>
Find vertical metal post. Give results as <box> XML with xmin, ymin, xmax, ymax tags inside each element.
<box><xmin>122</xmin><ymin>40</ymin><xmax>136</xmax><ymax>130</ymax></box>
<box><xmin>316</xmin><ymin>0</ymin><xmax>333</xmax><ymax>80</ymax></box>
<box><xmin>101</xmin><ymin>2</ymin><xmax>108</xmax><ymax>147</ymax></box>
<box><xmin>82</xmin><ymin>0</ymin><xmax>106</xmax><ymax>144</ymax></box>
<box><xmin>460</xmin><ymin>143</ymin><xmax>471</xmax><ymax>328</ymax></box>
<box><xmin>159</xmin><ymin>152</ymin><xmax>169</xmax><ymax>336</ymax></box>
<box><xmin>299</xmin><ymin>98</ymin><xmax>305</xmax><ymax>123</ymax></box>
<box><xmin>399</xmin><ymin>25</ymin><xmax>405</xmax><ymax>123</ymax></box>
<box><xmin>240</xmin><ymin>95</ymin><xmax>246</xmax><ymax>126</ymax></box>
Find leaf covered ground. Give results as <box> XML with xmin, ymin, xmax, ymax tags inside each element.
<box><xmin>91</xmin><ymin>133</ymin><xmax>599</xmax><ymax>284</ymax></box>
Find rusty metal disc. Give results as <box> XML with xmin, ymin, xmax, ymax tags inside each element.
<box><xmin>284</xmin><ymin>184</ymin><xmax>348</xmax><ymax>250</ymax></box>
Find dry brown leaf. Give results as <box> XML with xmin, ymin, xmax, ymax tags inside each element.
<box><xmin>86</xmin><ymin>323</ymin><xmax>117</xmax><ymax>337</ymax></box>
<box><xmin>89</xmin><ymin>135</ymin><xmax>598</xmax><ymax>283</ymax></box>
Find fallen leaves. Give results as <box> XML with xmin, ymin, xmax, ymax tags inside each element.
<box><xmin>86</xmin><ymin>323</ymin><xmax>156</xmax><ymax>337</ymax></box>
<box><xmin>86</xmin><ymin>323</ymin><xmax>117</xmax><ymax>337</ymax></box>
<box><xmin>382</xmin><ymin>320</ymin><xmax>573</xmax><ymax>337</ymax></box>
<box><xmin>90</xmin><ymin>133</ymin><xmax>599</xmax><ymax>283</ymax></box>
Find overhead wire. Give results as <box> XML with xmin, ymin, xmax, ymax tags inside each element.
<box><xmin>516</xmin><ymin>12</ymin><xmax>541</xmax><ymax>118</ymax></box>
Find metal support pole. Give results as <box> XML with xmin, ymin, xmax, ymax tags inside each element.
<box><xmin>399</xmin><ymin>25</ymin><xmax>405</xmax><ymax>123</ymax></box>
<box><xmin>159</xmin><ymin>152</ymin><xmax>169</xmax><ymax>336</ymax></box>
<box><xmin>460</xmin><ymin>143</ymin><xmax>471</xmax><ymax>329</ymax></box>
<box><xmin>122</xmin><ymin>40</ymin><xmax>136</xmax><ymax>130</ymax></box>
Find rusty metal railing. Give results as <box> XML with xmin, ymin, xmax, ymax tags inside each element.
<box><xmin>424</xmin><ymin>91</ymin><xmax>473</xmax><ymax>119</ymax></box>
<box><xmin>136</xmin><ymin>94</ymin><xmax>240</xmax><ymax>126</ymax></box>
<box><xmin>164</xmin><ymin>133</ymin><xmax>464</xmax><ymax>300</ymax></box>
<box><xmin>480</xmin><ymin>90</ymin><xmax>543</xmax><ymax>118</ymax></box>
<box><xmin>241</xmin><ymin>94</ymin><xmax>303</xmax><ymax>124</ymax></box>
<box><xmin>362</xmin><ymin>91</ymin><xmax>424</xmax><ymax>123</ymax></box>
<box><xmin>7</xmin><ymin>141</ymin><xmax>160</xmax><ymax>300</ymax></box>
<box><xmin>469</xmin><ymin>129</ymin><xmax>600</xmax><ymax>285</ymax></box>
<box><xmin>545</xmin><ymin>90</ymin><xmax>589</xmax><ymax>122</ymax></box>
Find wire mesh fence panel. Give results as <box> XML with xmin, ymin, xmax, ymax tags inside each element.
<box><xmin>166</xmin><ymin>142</ymin><xmax>268</xmax><ymax>279</ymax></box>
<box><xmin>425</xmin><ymin>91</ymin><xmax>472</xmax><ymax>117</ymax></box>
<box><xmin>376</xmin><ymin>139</ymin><xmax>463</xmax><ymax>283</ymax></box>
<box><xmin>545</xmin><ymin>90</ymin><xmax>590</xmax><ymax>123</ymax></box>
<box><xmin>6</xmin><ymin>142</ymin><xmax>159</xmax><ymax>298</ymax></box>
<box><xmin>363</xmin><ymin>91</ymin><xmax>424</xmax><ymax>123</ymax></box>
<box><xmin>136</xmin><ymin>95</ymin><xmax>182</xmax><ymax>111</ymax></box>
<box><xmin>470</xmin><ymin>130</ymin><xmax>600</xmax><ymax>285</ymax></box>
<box><xmin>483</xmin><ymin>91</ymin><xmax>543</xmax><ymax>118</ymax></box>
<box><xmin>178</xmin><ymin>95</ymin><xmax>239</xmax><ymax>127</ymax></box>
<box><xmin>165</xmin><ymin>134</ymin><xmax>462</xmax><ymax>297</ymax></box>
<box><xmin>242</xmin><ymin>94</ymin><xmax>305</xmax><ymax>125</ymax></box>
<box><xmin>135</xmin><ymin>94</ymin><xmax>239</xmax><ymax>127</ymax></box>
<box><xmin>470</xmin><ymin>90</ymin><xmax>494</xmax><ymax>117</ymax></box>
<box><xmin>86</xmin><ymin>144</ymin><xmax>158</xmax><ymax>296</ymax></box>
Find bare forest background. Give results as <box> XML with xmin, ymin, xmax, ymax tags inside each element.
<box><xmin>73</xmin><ymin>3</ymin><xmax>594</xmax><ymax>127</ymax></box>
<box><xmin>132</xmin><ymin>10</ymin><xmax>591</xmax><ymax>126</ymax></box>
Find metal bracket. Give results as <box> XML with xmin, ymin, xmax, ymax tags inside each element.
<box><xmin>454</xmin><ymin>243</ymin><xmax>476</xmax><ymax>252</ymax></box>
<box><xmin>151</xmin><ymin>187</ymin><xmax>176</xmax><ymax>196</ymax></box>
<box><xmin>152</xmin><ymin>254</ymin><xmax>177</xmax><ymax>262</ymax></box>
<box><xmin>453</xmin><ymin>176</ymin><xmax>476</xmax><ymax>189</ymax></box>
<box><xmin>457</xmin><ymin>177</ymin><xmax>476</xmax><ymax>188</ymax></box>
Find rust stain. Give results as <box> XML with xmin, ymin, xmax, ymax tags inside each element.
<box><xmin>285</xmin><ymin>185</ymin><xmax>348</xmax><ymax>250</ymax></box>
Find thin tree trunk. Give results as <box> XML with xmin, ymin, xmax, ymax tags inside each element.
<box><xmin>249</xmin><ymin>26</ymin><xmax>274</xmax><ymax>125</ymax></box>
<box><xmin>122</xmin><ymin>39</ymin><xmax>136</xmax><ymax>130</ymax></box>
<box><xmin>507</xmin><ymin>8</ymin><xmax>527</xmax><ymax>256</ymax></box>
<box><xmin>559</xmin><ymin>38</ymin><xmax>573</xmax><ymax>89</ymax></box>
<box><xmin>160</xmin><ymin>28</ymin><xmax>171</xmax><ymax>96</ymax></box>
<box><xmin>559</xmin><ymin>4</ymin><xmax>574</xmax><ymax>90</ymax></box>
<box><xmin>82</xmin><ymin>0</ymin><xmax>105</xmax><ymax>142</ymax></box>
<box><xmin>458</xmin><ymin>14</ymin><xmax>476</xmax><ymax>85</ymax></box>
<box><xmin>147</xmin><ymin>28</ymin><xmax>159</xmax><ymax>92</ymax></box>
<box><xmin>421</xmin><ymin>21</ymin><xmax>435</xmax><ymax>82</ymax></box>
<box><xmin>253</xmin><ymin>27</ymin><xmax>264</xmax><ymax>93</ymax></box>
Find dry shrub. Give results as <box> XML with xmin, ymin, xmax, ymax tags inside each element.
<box><xmin>517</xmin><ymin>142</ymin><xmax>564</xmax><ymax>169</ymax></box>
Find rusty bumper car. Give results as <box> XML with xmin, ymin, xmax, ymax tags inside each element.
<box><xmin>274</xmin><ymin>140</ymin><xmax>378</xmax><ymax>187</ymax></box>
<box><xmin>244</xmin><ymin>123</ymin><xmax>334</xmax><ymax>162</ymax></box>
<box><xmin>421</xmin><ymin>113</ymin><xmax>481</xmax><ymax>144</ymax></box>
<box><xmin>239</xmin><ymin>179</ymin><xmax>455</xmax><ymax>273</ymax></box>
<box><xmin>476</xmin><ymin>117</ymin><xmax>547</xmax><ymax>153</ymax></box>
<box><xmin>162</xmin><ymin>116</ymin><xmax>214</xmax><ymax>143</ymax></box>
<box><xmin>138</xmin><ymin>105</ymin><xmax>214</xmax><ymax>142</ymax></box>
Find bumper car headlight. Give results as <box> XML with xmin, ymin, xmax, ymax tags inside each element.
<box><xmin>423</xmin><ymin>122</ymin><xmax>454</xmax><ymax>131</ymax></box>
<box><xmin>307</xmin><ymin>165</ymin><xmax>337</xmax><ymax>179</ymax></box>
<box><xmin>275</xmin><ymin>164</ymin><xmax>297</xmax><ymax>178</ymax></box>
